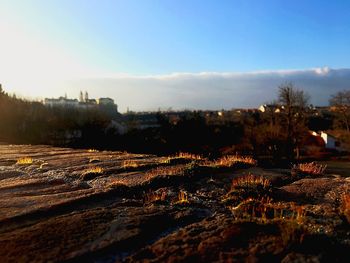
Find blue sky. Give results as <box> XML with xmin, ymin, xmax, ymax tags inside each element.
<box><xmin>0</xmin><ymin>0</ymin><xmax>350</xmax><ymax>111</ymax></box>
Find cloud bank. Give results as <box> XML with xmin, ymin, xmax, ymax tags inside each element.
<box><xmin>4</xmin><ymin>67</ymin><xmax>349</xmax><ymax>112</ymax></box>
<box><xmin>63</xmin><ymin>67</ymin><xmax>350</xmax><ymax>112</ymax></box>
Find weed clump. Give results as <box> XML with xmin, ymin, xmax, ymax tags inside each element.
<box><xmin>225</xmin><ymin>174</ymin><xmax>272</xmax><ymax>204</ymax></box>
<box><xmin>165</xmin><ymin>152</ymin><xmax>203</xmax><ymax>165</ymax></box>
<box><xmin>291</xmin><ymin>162</ymin><xmax>327</xmax><ymax>176</ymax></box>
<box><xmin>200</xmin><ymin>155</ymin><xmax>257</xmax><ymax>172</ymax></box>
<box><xmin>143</xmin><ymin>189</ymin><xmax>167</xmax><ymax>205</ymax></box>
<box><xmin>212</xmin><ymin>155</ymin><xmax>257</xmax><ymax>167</ymax></box>
<box><xmin>231</xmin><ymin>197</ymin><xmax>306</xmax><ymax>225</ymax></box>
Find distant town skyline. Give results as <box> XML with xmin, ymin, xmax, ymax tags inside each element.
<box><xmin>0</xmin><ymin>1</ymin><xmax>349</xmax><ymax>112</ymax></box>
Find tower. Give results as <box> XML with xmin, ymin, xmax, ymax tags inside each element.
<box><xmin>79</xmin><ymin>91</ymin><xmax>84</xmax><ymax>102</ymax></box>
<box><xmin>84</xmin><ymin>91</ymin><xmax>89</xmax><ymax>102</ymax></box>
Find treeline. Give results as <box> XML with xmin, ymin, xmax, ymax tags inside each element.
<box><xmin>0</xmin><ymin>87</ymin><xmax>114</xmax><ymax>146</ymax></box>
<box><xmin>1</xmin><ymin>84</ymin><xmax>349</xmax><ymax>161</ymax></box>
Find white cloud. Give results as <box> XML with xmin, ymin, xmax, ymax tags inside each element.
<box><xmin>0</xmin><ymin>26</ymin><xmax>348</xmax><ymax>114</ymax></box>
<box><xmin>56</xmin><ymin>67</ymin><xmax>350</xmax><ymax>112</ymax></box>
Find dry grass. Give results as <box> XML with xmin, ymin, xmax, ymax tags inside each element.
<box><xmin>143</xmin><ymin>190</ymin><xmax>167</xmax><ymax>204</ymax></box>
<box><xmin>83</xmin><ymin>167</ymin><xmax>104</xmax><ymax>175</ymax></box>
<box><xmin>122</xmin><ymin>160</ymin><xmax>141</xmax><ymax>168</ymax></box>
<box><xmin>164</xmin><ymin>152</ymin><xmax>203</xmax><ymax>164</ymax></box>
<box><xmin>107</xmin><ymin>179</ymin><xmax>127</xmax><ymax>188</ymax></box>
<box><xmin>292</xmin><ymin>162</ymin><xmax>327</xmax><ymax>176</ymax></box>
<box><xmin>16</xmin><ymin>157</ymin><xmax>33</xmax><ymax>165</ymax></box>
<box><xmin>206</xmin><ymin>155</ymin><xmax>257</xmax><ymax>168</ymax></box>
<box><xmin>231</xmin><ymin>174</ymin><xmax>271</xmax><ymax>190</ymax></box>
<box><xmin>231</xmin><ymin>197</ymin><xmax>306</xmax><ymax>224</ymax></box>
<box><xmin>87</xmin><ymin>149</ymin><xmax>99</xmax><ymax>153</ymax></box>
<box><xmin>174</xmin><ymin>152</ymin><xmax>203</xmax><ymax>160</ymax></box>
<box><xmin>145</xmin><ymin>165</ymin><xmax>187</xmax><ymax>180</ymax></box>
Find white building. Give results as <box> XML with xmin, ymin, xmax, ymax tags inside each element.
<box><xmin>44</xmin><ymin>97</ymin><xmax>79</xmax><ymax>107</ymax></box>
<box><xmin>98</xmin><ymin>98</ymin><xmax>114</xmax><ymax>105</ymax></box>
<box><xmin>44</xmin><ymin>92</ymin><xmax>117</xmax><ymax>112</ymax></box>
<box><xmin>319</xmin><ymin>131</ymin><xmax>341</xmax><ymax>150</ymax></box>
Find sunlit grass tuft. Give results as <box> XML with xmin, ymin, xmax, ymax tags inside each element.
<box><xmin>122</xmin><ymin>160</ymin><xmax>141</xmax><ymax>168</ymax></box>
<box><xmin>16</xmin><ymin>157</ymin><xmax>33</xmax><ymax>165</ymax></box>
<box><xmin>231</xmin><ymin>174</ymin><xmax>271</xmax><ymax>190</ymax></box>
<box><xmin>164</xmin><ymin>152</ymin><xmax>203</xmax><ymax>164</ymax></box>
<box><xmin>145</xmin><ymin>165</ymin><xmax>187</xmax><ymax>180</ymax></box>
<box><xmin>292</xmin><ymin>162</ymin><xmax>327</xmax><ymax>176</ymax></box>
<box><xmin>88</xmin><ymin>149</ymin><xmax>99</xmax><ymax>153</ymax></box>
<box><xmin>175</xmin><ymin>190</ymin><xmax>189</xmax><ymax>204</ymax></box>
<box><xmin>230</xmin><ymin>197</ymin><xmax>306</xmax><ymax>224</ymax></box>
<box><xmin>143</xmin><ymin>190</ymin><xmax>167</xmax><ymax>205</ymax></box>
<box><xmin>83</xmin><ymin>166</ymin><xmax>104</xmax><ymax>174</ymax></box>
<box><xmin>204</xmin><ymin>155</ymin><xmax>257</xmax><ymax>168</ymax></box>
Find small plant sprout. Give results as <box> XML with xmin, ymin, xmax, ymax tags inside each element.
<box><xmin>177</xmin><ymin>190</ymin><xmax>189</xmax><ymax>204</ymax></box>
<box><xmin>39</xmin><ymin>162</ymin><xmax>48</xmax><ymax>169</ymax></box>
<box><xmin>122</xmin><ymin>160</ymin><xmax>140</xmax><ymax>168</ymax></box>
<box><xmin>16</xmin><ymin>157</ymin><xmax>34</xmax><ymax>165</ymax></box>
<box><xmin>292</xmin><ymin>162</ymin><xmax>327</xmax><ymax>176</ymax></box>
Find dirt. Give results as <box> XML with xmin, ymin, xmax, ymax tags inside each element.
<box><xmin>0</xmin><ymin>144</ymin><xmax>349</xmax><ymax>262</ymax></box>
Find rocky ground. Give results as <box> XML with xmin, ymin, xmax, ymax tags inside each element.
<box><xmin>0</xmin><ymin>144</ymin><xmax>349</xmax><ymax>262</ymax></box>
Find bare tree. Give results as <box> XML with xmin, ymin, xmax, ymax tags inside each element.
<box><xmin>278</xmin><ymin>82</ymin><xmax>310</xmax><ymax>159</ymax></box>
<box><xmin>329</xmin><ymin>90</ymin><xmax>350</xmax><ymax>132</ymax></box>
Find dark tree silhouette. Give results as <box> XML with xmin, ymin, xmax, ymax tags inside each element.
<box><xmin>329</xmin><ymin>90</ymin><xmax>350</xmax><ymax>132</ymax></box>
<box><xmin>278</xmin><ymin>82</ymin><xmax>310</xmax><ymax>159</ymax></box>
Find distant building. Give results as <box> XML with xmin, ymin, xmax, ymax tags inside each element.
<box><xmin>258</xmin><ymin>104</ymin><xmax>284</xmax><ymax>113</ymax></box>
<box><xmin>98</xmin><ymin>98</ymin><xmax>114</xmax><ymax>106</ymax></box>
<box><xmin>44</xmin><ymin>91</ymin><xmax>118</xmax><ymax>112</ymax></box>
<box><xmin>319</xmin><ymin>131</ymin><xmax>341</xmax><ymax>150</ymax></box>
<box><xmin>44</xmin><ymin>97</ymin><xmax>79</xmax><ymax>107</ymax></box>
<box><xmin>311</xmin><ymin>131</ymin><xmax>342</xmax><ymax>151</ymax></box>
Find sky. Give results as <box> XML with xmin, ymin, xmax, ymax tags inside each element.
<box><xmin>0</xmin><ymin>0</ymin><xmax>350</xmax><ymax>112</ymax></box>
